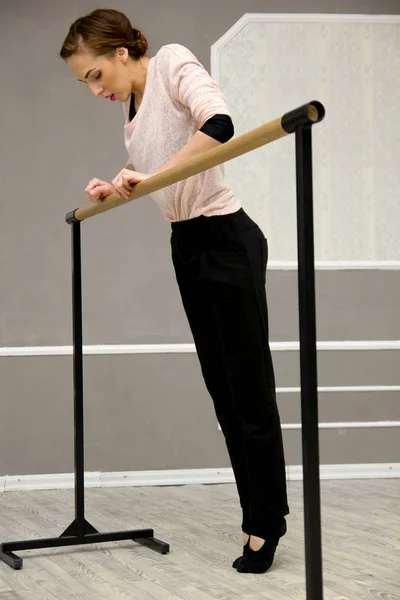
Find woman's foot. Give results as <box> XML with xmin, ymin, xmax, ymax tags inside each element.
<box><xmin>249</xmin><ymin>534</ymin><xmax>265</xmax><ymax>551</ymax></box>
<box><xmin>235</xmin><ymin>518</ymin><xmax>287</xmax><ymax>574</ymax></box>
<box><xmin>236</xmin><ymin>537</ymin><xmax>277</xmax><ymax>574</ymax></box>
<box><xmin>231</xmin><ymin>531</ymin><xmax>250</xmax><ymax>568</ymax></box>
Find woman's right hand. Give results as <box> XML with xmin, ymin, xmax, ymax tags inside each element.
<box><xmin>85</xmin><ymin>179</ymin><xmax>114</xmax><ymax>203</ymax></box>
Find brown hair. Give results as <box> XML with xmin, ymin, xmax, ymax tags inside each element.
<box><xmin>60</xmin><ymin>9</ymin><xmax>148</xmax><ymax>60</ymax></box>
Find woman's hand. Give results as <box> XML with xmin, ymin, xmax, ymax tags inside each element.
<box><xmin>85</xmin><ymin>179</ymin><xmax>114</xmax><ymax>203</ymax></box>
<box><xmin>111</xmin><ymin>169</ymin><xmax>151</xmax><ymax>199</ymax></box>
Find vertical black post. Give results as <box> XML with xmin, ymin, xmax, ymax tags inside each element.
<box><xmin>71</xmin><ymin>222</ymin><xmax>85</xmax><ymax>536</ymax></box>
<box><xmin>295</xmin><ymin>125</ymin><xmax>324</xmax><ymax>599</ymax></box>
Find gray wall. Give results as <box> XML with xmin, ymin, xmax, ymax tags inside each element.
<box><xmin>1</xmin><ymin>0</ymin><xmax>399</xmax><ymax>477</ymax></box>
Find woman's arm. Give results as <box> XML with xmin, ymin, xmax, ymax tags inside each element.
<box><xmin>113</xmin><ymin>113</ymin><xmax>233</xmax><ymax>198</ymax></box>
<box><xmin>154</xmin><ymin>130</ymin><xmax>220</xmax><ymax>175</ymax></box>
<box><xmin>154</xmin><ymin>113</ymin><xmax>234</xmax><ymax>174</ymax></box>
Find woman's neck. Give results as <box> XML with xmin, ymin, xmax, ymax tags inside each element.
<box><xmin>130</xmin><ymin>56</ymin><xmax>150</xmax><ymax>97</ymax></box>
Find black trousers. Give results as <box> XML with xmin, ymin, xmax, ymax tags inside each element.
<box><xmin>171</xmin><ymin>208</ymin><xmax>289</xmax><ymax>540</ymax></box>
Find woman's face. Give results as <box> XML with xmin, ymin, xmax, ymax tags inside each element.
<box><xmin>67</xmin><ymin>48</ymin><xmax>132</xmax><ymax>102</ymax></box>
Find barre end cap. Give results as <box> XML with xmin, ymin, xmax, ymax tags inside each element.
<box><xmin>307</xmin><ymin>101</ymin><xmax>325</xmax><ymax>123</ymax></box>
<box><xmin>65</xmin><ymin>210</ymin><xmax>79</xmax><ymax>224</ymax></box>
<box><xmin>282</xmin><ymin>101</ymin><xmax>325</xmax><ymax>134</ymax></box>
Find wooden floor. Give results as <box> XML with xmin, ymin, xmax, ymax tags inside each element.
<box><xmin>0</xmin><ymin>479</ymin><xmax>399</xmax><ymax>600</ymax></box>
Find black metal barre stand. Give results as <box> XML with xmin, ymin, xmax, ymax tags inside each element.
<box><xmin>0</xmin><ymin>218</ymin><xmax>169</xmax><ymax>570</ymax></box>
<box><xmin>291</xmin><ymin>108</ymin><xmax>325</xmax><ymax>600</ymax></box>
<box><xmin>0</xmin><ymin>101</ymin><xmax>325</xmax><ymax>600</ymax></box>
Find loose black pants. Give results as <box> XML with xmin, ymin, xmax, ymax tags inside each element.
<box><xmin>171</xmin><ymin>208</ymin><xmax>289</xmax><ymax>539</ymax></box>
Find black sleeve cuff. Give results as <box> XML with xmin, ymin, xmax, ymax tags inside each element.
<box><xmin>199</xmin><ymin>114</ymin><xmax>234</xmax><ymax>143</ymax></box>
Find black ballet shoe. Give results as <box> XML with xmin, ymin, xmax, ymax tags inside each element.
<box><xmin>236</xmin><ymin>539</ymin><xmax>276</xmax><ymax>573</ymax></box>
<box><xmin>236</xmin><ymin>518</ymin><xmax>287</xmax><ymax>574</ymax></box>
<box><xmin>231</xmin><ymin>537</ymin><xmax>250</xmax><ymax>568</ymax></box>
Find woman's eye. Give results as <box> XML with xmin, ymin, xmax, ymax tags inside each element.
<box><xmin>94</xmin><ymin>72</ymin><xmax>102</xmax><ymax>80</ymax></box>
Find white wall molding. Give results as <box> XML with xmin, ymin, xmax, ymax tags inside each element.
<box><xmin>0</xmin><ymin>344</ymin><xmax>196</xmax><ymax>357</ymax></box>
<box><xmin>281</xmin><ymin>421</ymin><xmax>400</xmax><ymax>430</ymax></box>
<box><xmin>268</xmin><ymin>261</ymin><xmax>400</xmax><ymax>270</ymax></box>
<box><xmin>220</xmin><ymin>419</ymin><xmax>400</xmax><ymax>432</ymax></box>
<box><xmin>277</xmin><ymin>385</ymin><xmax>400</xmax><ymax>393</ymax></box>
<box><xmin>1</xmin><ymin>463</ymin><xmax>399</xmax><ymax>493</ymax></box>
<box><xmin>2</xmin><ymin>340</ymin><xmax>400</xmax><ymax>357</ymax></box>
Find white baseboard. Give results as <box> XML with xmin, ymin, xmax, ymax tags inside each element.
<box><xmin>1</xmin><ymin>463</ymin><xmax>399</xmax><ymax>493</ymax></box>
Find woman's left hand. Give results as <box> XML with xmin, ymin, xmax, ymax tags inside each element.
<box><xmin>111</xmin><ymin>169</ymin><xmax>151</xmax><ymax>199</ymax></box>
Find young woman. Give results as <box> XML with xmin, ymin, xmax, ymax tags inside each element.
<box><xmin>60</xmin><ymin>8</ymin><xmax>289</xmax><ymax>574</ymax></box>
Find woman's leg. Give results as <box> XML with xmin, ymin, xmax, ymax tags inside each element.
<box><xmin>171</xmin><ymin>229</ymin><xmax>251</xmax><ymax>537</ymax></box>
<box><xmin>171</xmin><ymin>210</ymin><xmax>289</xmax><ymax>554</ymax></box>
<box><xmin>203</xmin><ymin>215</ymin><xmax>289</xmax><ymax>540</ymax></box>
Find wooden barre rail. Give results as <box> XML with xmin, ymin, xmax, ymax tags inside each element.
<box><xmin>66</xmin><ymin>100</ymin><xmax>325</xmax><ymax>223</ymax></box>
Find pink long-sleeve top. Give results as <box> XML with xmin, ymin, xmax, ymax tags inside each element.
<box><xmin>122</xmin><ymin>43</ymin><xmax>241</xmax><ymax>222</ymax></box>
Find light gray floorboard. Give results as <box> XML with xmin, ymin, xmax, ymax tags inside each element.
<box><xmin>0</xmin><ymin>480</ymin><xmax>399</xmax><ymax>599</ymax></box>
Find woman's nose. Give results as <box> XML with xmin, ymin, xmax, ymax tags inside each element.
<box><xmin>89</xmin><ymin>84</ymin><xmax>104</xmax><ymax>97</ymax></box>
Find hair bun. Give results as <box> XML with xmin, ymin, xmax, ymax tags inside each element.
<box><xmin>131</xmin><ymin>28</ymin><xmax>148</xmax><ymax>57</ymax></box>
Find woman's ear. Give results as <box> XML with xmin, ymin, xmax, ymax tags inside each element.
<box><xmin>116</xmin><ymin>47</ymin><xmax>129</xmax><ymax>64</ymax></box>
